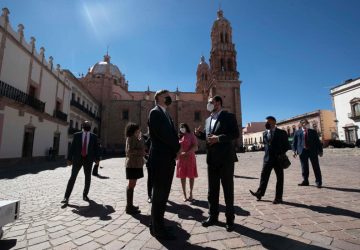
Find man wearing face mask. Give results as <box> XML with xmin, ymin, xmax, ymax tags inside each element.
<box><xmin>249</xmin><ymin>116</ymin><xmax>289</xmax><ymax>204</ymax></box>
<box><xmin>194</xmin><ymin>95</ymin><xmax>239</xmax><ymax>232</ymax></box>
<box><xmin>61</xmin><ymin>121</ymin><xmax>100</xmax><ymax>206</ymax></box>
<box><xmin>292</xmin><ymin>119</ymin><xmax>323</xmax><ymax>188</ymax></box>
<box><xmin>148</xmin><ymin>90</ymin><xmax>180</xmax><ymax>240</ymax></box>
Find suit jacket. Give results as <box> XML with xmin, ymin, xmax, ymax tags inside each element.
<box><xmin>125</xmin><ymin>135</ymin><xmax>145</xmax><ymax>168</ymax></box>
<box><xmin>292</xmin><ymin>128</ymin><xmax>323</xmax><ymax>156</ymax></box>
<box><xmin>148</xmin><ymin>105</ymin><xmax>180</xmax><ymax>161</ymax></box>
<box><xmin>196</xmin><ymin>111</ymin><xmax>239</xmax><ymax>166</ymax></box>
<box><xmin>67</xmin><ymin>131</ymin><xmax>99</xmax><ymax>163</ymax></box>
<box><xmin>263</xmin><ymin>128</ymin><xmax>289</xmax><ymax>163</ymax></box>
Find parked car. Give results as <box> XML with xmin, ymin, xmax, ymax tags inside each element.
<box><xmin>328</xmin><ymin>139</ymin><xmax>355</xmax><ymax>148</ymax></box>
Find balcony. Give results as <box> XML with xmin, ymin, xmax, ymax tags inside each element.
<box><xmin>70</xmin><ymin>99</ymin><xmax>101</xmax><ymax>121</ymax></box>
<box><xmin>0</xmin><ymin>80</ymin><xmax>45</xmax><ymax>112</ymax></box>
<box><xmin>53</xmin><ymin>109</ymin><xmax>68</xmax><ymax>122</ymax></box>
<box><xmin>348</xmin><ymin>112</ymin><xmax>360</xmax><ymax>121</ymax></box>
<box><xmin>68</xmin><ymin>127</ymin><xmax>81</xmax><ymax>135</ymax></box>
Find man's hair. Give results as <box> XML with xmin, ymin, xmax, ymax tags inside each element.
<box><xmin>266</xmin><ymin>116</ymin><xmax>276</xmax><ymax>122</ymax></box>
<box><xmin>300</xmin><ymin>119</ymin><xmax>309</xmax><ymax>124</ymax></box>
<box><xmin>154</xmin><ymin>89</ymin><xmax>169</xmax><ymax>102</ymax></box>
<box><xmin>125</xmin><ymin>122</ymin><xmax>140</xmax><ymax>137</ymax></box>
<box><xmin>212</xmin><ymin>95</ymin><xmax>223</xmax><ymax>106</ymax></box>
<box><xmin>82</xmin><ymin>120</ymin><xmax>91</xmax><ymax>128</ymax></box>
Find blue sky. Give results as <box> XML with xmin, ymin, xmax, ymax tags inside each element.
<box><xmin>2</xmin><ymin>0</ymin><xmax>360</xmax><ymax>125</ymax></box>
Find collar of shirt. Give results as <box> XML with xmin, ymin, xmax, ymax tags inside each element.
<box><xmin>158</xmin><ymin>104</ymin><xmax>167</xmax><ymax>113</ymax></box>
<box><xmin>211</xmin><ymin>109</ymin><xmax>223</xmax><ymax>120</ymax></box>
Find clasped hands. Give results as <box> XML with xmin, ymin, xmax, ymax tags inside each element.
<box><xmin>194</xmin><ymin>125</ymin><xmax>219</xmax><ymax>146</ymax></box>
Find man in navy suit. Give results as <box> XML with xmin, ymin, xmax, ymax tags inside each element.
<box><xmin>61</xmin><ymin>121</ymin><xmax>100</xmax><ymax>205</ymax></box>
<box><xmin>249</xmin><ymin>116</ymin><xmax>289</xmax><ymax>204</ymax></box>
<box><xmin>195</xmin><ymin>95</ymin><xmax>239</xmax><ymax>232</ymax></box>
<box><xmin>292</xmin><ymin>119</ymin><xmax>323</xmax><ymax>188</ymax></box>
<box><xmin>148</xmin><ymin>90</ymin><xmax>180</xmax><ymax>240</ymax></box>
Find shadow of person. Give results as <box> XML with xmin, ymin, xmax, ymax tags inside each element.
<box><xmin>234</xmin><ymin>175</ymin><xmax>259</xmax><ymax>180</ymax></box>
<box><xmin>283</xmin><ymin>201</ymin><xmax>360</xmax><ymax>219</ymax></box>
<box><xmin>191</xmin><ymin>200</ymin><xmax>250</xmax><ymax>217</ymax></box>
<box><xmin>233</xmin><ymin>224</ymin><xmax>328</xmax><ymax>250</ymax></box>
<box><xmin>321</xmin><ymin>186</ymin><xmax>360</xmax><ymax>193</ymax></box>
<box><xmin>68</xmin><ymin>200</ymin><xmax>115</xmax><ymax>220</ymax></box>
<box><xmin>166</xmin><ymin>200</ymin><xmax>206</xmax><ymax>221</ymax></box>
<box><xmin>0</xmin><ymin>239</ymin><xmax>17</xmax><ymax>250</ymax></box>
<box><xmin>92</xmin><ymin>174</ymin><xmax>110</xmax><ymax>179</ymax></box>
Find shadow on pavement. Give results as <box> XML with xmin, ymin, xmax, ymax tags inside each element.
<box><xmin>67</xmin><ymin>200</ymin><xmax>115</xmax><ymax>220</ymax></box>
<box><xmin>321</xmin><ymin>186</ymin><xmax>360</xmax><ymax>193</ymax></box>
<box><xmin>92</xmin><ymin>174</ymin><xmax>110</xmax><ymax>179</ymax></box>
<box><xmin>283</xmin><ymin>201</ymin><xmax>360</xmax><ymax>219</ymax></box>
<box><xmin>132</xmin><ymin>213</ymin><xmax>214</xmax><ymax>249</ymax></box>
<box><xmin>166</xmin><ymin>200</ymin><xmax>206</xmax><ymax>221</ymax></box>
<box><xmin>233</xmin><ymin>224</ymin><xmax>328</xmax><ymax>250</ymax></box>
<box><xmin>0</xmin><ymin>239</ymin><xmax>17</xmax><ymax>250</ymax></box>
<box><xmin>234</xmin><ymin>175</ymin><xmax>258</xmax><ymax>180</ymax></box>
<box><xmin>191</xmin><ymin>199</ymin><xmax>251</xmax><ymax>217</ymax></box>
<box><xmin>0</xmin><ymin>160</ymin><xmax>66</xmax><ymax>179</ymax></box>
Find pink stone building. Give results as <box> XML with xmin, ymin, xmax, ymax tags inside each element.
<box><xmin>80</xmin><ymin>9</ymin><xmax>243</xmax><ymax>153</ymax></box>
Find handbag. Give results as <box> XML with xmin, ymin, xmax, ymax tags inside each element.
<box><xmin>277</xmin><ymin>154</ymin><xmax>291</xmax><ymax>169</ymax></box>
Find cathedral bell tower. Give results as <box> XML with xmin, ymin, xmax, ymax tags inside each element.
<box><xmin>209</xmin><ymin>9</ymin><xmax>243</xmax><ymax>146</ymax></box>
<box><xmin>196</xmin><ymin>55</ymin><xmax>210</xmax><ymax>94</ymax></box>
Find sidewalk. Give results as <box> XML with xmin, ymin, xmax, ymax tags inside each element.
<box><xmin>0</xmin><ymin>148</ymin><xmax>359</xmax><ymax>249</ymax></box>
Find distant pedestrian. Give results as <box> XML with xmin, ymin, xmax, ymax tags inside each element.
<box><xmin>124</xmin><ymin>122</ymin><xmax>145</xmax><ymax>214</ymax></box>
<box><xmin>92</xmin><ymin>142</ymin><xmax>102</xmax><ymax>176</ymax></box>
<box><xmin>176</xmin><ymin>123</ymin><xmax>198</xmax><ymax>202</ymax></box>
<box><xmin>250</xmin><ymin>116</ymin><xmax>289</xmax><ymax>204</ymax></box>
<box><xmin>292</xmin><ymin>119</ymin><xmax>323</xmax><ymax>188</ymax></box>
<box><xmin>62</xmin><ymin>121</ymin><xmax>100</xmax><ymax>206</ymax></box>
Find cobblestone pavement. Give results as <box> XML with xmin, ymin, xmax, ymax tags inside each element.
<box><xmin>0</xmin><ymin>148</ymin><xmax>359</xmax><ymax>250</ymax></box>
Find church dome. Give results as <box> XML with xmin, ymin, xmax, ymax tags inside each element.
<box><xmin>89</xmin><ymin>54</ymin><xmax>122</xmax><ymax>79</ymax></box>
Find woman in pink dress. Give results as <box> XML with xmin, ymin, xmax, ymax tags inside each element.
<box><xmin>176</xmin><ymin>123</ymin><xmax>198</xmax><ymax>201</ymax></box>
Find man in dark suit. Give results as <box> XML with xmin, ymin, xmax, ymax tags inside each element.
<box><xmin>250</xmin><ymin>116</ymin><xmax>289</xmax><ymax>204</ymax></box>
<box><xmin>292</xmin><ymin>119</ymin><xmax>323</xmax><ymax>188</ymax></box>
<box><xmin>194</xmin><ymin>95</ymin><xmax>239</xmax><ymax>232</ymax></box>
<box><xmin>148</xmin><ymin>90</ymin><xmax>180</xmax><ymax>240</ymax></box>
<box><xmin>61</xmin><ymin>121</ymin><xmax>100</xmax><ymax>206</ymax></box>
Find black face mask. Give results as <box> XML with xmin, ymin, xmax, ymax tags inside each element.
<box><xmin>265</xmin><ymin>123</ymin><xmax>271</xmax><ymax>130</ymax></box>
<box><xmin>83</xmin><ymin>126</ymin><xmax>91</xmax><ymax>132</ymax></box>
<box><xmin>164</xmin><ymin>96</ymin><xmax>172</xmax><ymax>106</ymax></box>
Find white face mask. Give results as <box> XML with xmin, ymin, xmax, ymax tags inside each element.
<box><xmin>207</xmin><ymin>103</ymin><xmax>214</xmax><ymax>112</ymax></box>
<box><xmin>180</xmin><ymin>127</ymin><xmax>186</xmax><ymax>133</ymax></box>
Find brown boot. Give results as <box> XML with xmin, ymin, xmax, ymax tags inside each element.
<box><xmin>126</xmin><ymin>187</ymin><xmax>140</xmax><ymax>214</ymax></box>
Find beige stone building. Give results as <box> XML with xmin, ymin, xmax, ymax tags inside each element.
<box><xmin>80</xmin><ymin>9</ymin><xmax>243</xmax><ymax>153</ymax></box>
<box><xmin>243</xmin><ymin>122</ymin><xmax>266</xmax><ymax>149</ymax></box>
<box><xmin>277</xmin><ymin>110</ymin><xmax>336</xmax><ymax>146</ymax></box>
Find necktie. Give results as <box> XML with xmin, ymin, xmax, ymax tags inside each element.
<box><xmin>82</xmin><ymin>132</ymin><xmax>87</xmax><ymax>157</ymax></box>
<box><xmin>304</xmin><ymin>129</ymin><xmax>308</xmax><ymax>149</ymax></box>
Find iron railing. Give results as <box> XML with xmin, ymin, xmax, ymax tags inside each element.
<box><xmin>53</xmin><ymin>109</ymin><xmax>68</xmax><ymax>122</ymax></box>
<box><xmin>0</xmin><ymin>80</ymin><xmax>45</xmax><ymax>112</ymax></box>
<box><xmin>70</xmin><ymin>99</ymin><xmax>101</xmax><ymax>121</ymax></box>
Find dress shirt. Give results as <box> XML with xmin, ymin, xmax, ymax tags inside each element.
<box><xmin>82</xmin><ymin>131</ymin><xmax>90</xmax><ymax>155</ymax></box>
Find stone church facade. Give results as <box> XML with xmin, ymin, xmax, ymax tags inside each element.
<box><xmin>81</xmin><ymin>9</ymin><xmax>243</xmax><ymax>152</ymax></box>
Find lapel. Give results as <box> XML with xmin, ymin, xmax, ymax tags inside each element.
<box><xmin>157</xmin><ymin>105</ymin><xmax>175</xmax><ymax>130</ymax></box>
<box><xmin>212</xmin><ymin>111</ymin><xmax>225</xmax><ymax>134</ymax></box>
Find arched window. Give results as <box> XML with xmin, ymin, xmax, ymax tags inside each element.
<box><xmin>220</xmin><ymin>58</ymin><xmax>225</xmax><ymax>71</ymax></box>
<box><xmin>227</xmin><ymin>59</ymin><xmax>232</xmax><ymax>71</ymax></box>
<box><xmin>225</xmin><ymin>33</ymin><xmax>228</xmax><ymax>43</ymax></box>
<box><xmin>220</xmin><ymin>32</ymin><xmax>224</xmax><ymax>43</ymax></box>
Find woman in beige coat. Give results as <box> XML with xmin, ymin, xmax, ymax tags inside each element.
<box><xmin>125</xmin><ymin>123</ymin><xmax>145</xmax><ymax>214</ymax></box>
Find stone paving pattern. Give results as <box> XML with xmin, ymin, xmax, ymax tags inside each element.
<box><xmin>0</xmin><ymin>148</ymin><xmax>359</xmax><ymax>249</ymax></box>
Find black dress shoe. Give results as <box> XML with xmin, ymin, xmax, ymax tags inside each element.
<box><xmin>272</xmin><ymin>199</ymin><xmax>283</xmax><ymax>204</ymax></box>
<box><xmin>61</xmin><ymin>198</ymin><xmax>69</xmax><ymax>204</ymax></box>
<box><xmin>298</xmin><ymin>181</ymin><xmax>309</xmax><ymax>186</ymax></box>
<box><xmin>202</xmin><ymin>217</ymin><xmax>218</xmax><ymax>227</ymax></box>
<box><xmin>226</xmin><ymin>220</ymin><xmax>234</xmax><ymax>232</ymax></box>
<box><xmin>249</xmin><ymin>190</ymin><xmax>262</xmax><ymax>201</ymax></box>
<box><xmin>83</xmin><ymin>196</ymin><xmax>90</xmax><ymax>202</ymax></box>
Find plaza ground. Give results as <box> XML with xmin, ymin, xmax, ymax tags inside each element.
<box><xmin>0</xmin><ymin>148</ymin><xmax>359</xmax><ymax>249</ymax></box>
